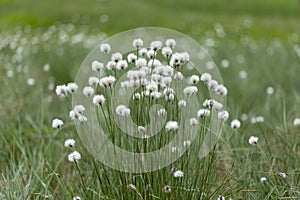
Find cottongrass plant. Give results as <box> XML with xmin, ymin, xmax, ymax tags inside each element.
<box><xmin>51</xmin><ymin>37</ymin><xmax>235</xmax><ymax>199</ymax></box>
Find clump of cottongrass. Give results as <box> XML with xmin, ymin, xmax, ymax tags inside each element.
<box><xmin>51</xmin><ymin>37</ymin><xmax>236</xmax><ymax>197</ymax></box>
<box><xmin>248</xmin><ymin>136</ymin><xmax>259</xmax><ymax>145</ymax></box>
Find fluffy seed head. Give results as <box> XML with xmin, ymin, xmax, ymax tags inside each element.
<box><xmin>132</xmin><ymin>38</ymin><xmax>143</xmax><ymax>48</ymax></box>
<box><xmin>293</xmin><ymin>118</ymin><xmax>300</xmax><ymax>126</ymax></box>
<box><xmin>64</xmin><ymin>139</ymin><xmax>75</xmax><ymax>147</ymax></box>
<box><xmin>278</xmin><ymin>172</ymin><xmax>287</xmax><ymax>179</ymax></box>
<box><xmin>178</xmin><ymin>100</ymin><xmax>186</xmax><ymax>108</ymax></box>
<box><xmin>106</xmin><ymin>61</ymin><xmax>116</xmax><ymax>70</ymax></box>
<box><xmin>83</xmin><ymin>86</ymin><xmax>94</xmax><ymax>97</ymax></box>
<box><xmin>150</xmin><ymin>40</ymin><xmax>162</xmax><ymax>51</ymax></box>
<box><xmin>116</xmin><ymin>60</ymin><xmax>128</xmax><ymax>70</ymax></box>
<box><xmin>218</xmin><ymin>110</ymin><xmax>229</xmax><ymax>121</ymax></box>
<box><xmin>116</xmin><ymin>105</ymin><xmax>130</xmax><ymax>116</ymax></box>
<box><xmin>68</xmin><ymin>151</ymin><xmax>81</xmax><ymax>162</ymax></box>
<box><xmin>164</xmin><ymin>185</ymin><xmax>171</xmax><ymax>193</ymax></box>
<box><xmin>92</xmin><ymin>60</ymin><xmax>104</xmax><ymax>72</ymax></box>
<box><xmin>136</xmin><ymin>58</ymin><xmax>147</xmax><ymax>68</ymax></box>
<box><xmin>127</xmin><ymin>53</ymin><xmax>137</xmax><ymax>63</ymax></box>
<box><xmin>173</xmin><ymin>170</ymin><xmax>184</xmax><ymax>178</ymax></box>
<box><xmin>52</xmin><ymin>118</ymin><xmax>64</xmax><ymax>129</ymax></box>
<box><xmin>248</xmin><ymin>136</ymin><xmax>259</xmax><ymax>145</ymax></box>
<box><xmin>165</xmin><ymin>38</ymin><xmax>176</xmax><ymax>48</ymax></box>
<box><xmin>100</xmin><ymin>43</ymin><xmax>111</xmax><ymax>53</ymax></box>
<box><xmin>162</xmin><ymin>47</ymin><xmax>172</xmax><ymax>58</ymax></box>
<box><xmin>250</xmin><ymin>116</ymin><xmax>265</xmax><ymax>124</ymax></box>
<box><xmin>183</xmin><ymin>86</ymin><xmax>198</xmax><ymax>96</ymax></box>
<box><xmin>157</xmin><ymin>109</ymin><xmax>167</xmax><ymax>116</ymax></box>
<box><xmin>200</xmin><ymin>73</ymin><xmax>212</xmax><ymax>83</ymax></box>
<box><xmin>165</xmin><ymin>121</ymin><xmax>179</xmax><ymax>131</ymax></box>
<box><xmin>215</xmin><ymin>84</ymin><xmax>228</xmax><ymax>96</ymax></box>
<box><xmin>111</xmin><ymin>52</ymin><xmax>123</xmax><ymax>62</ymax></box>
<box><xmin>55</xmin><ymin>85</ymin><xmax>68</xmax><ymax>97</ymax></box>
<box><xmin>188</xmin><ymin>75</ymin><xmax>200</xmax><ymax>84</ymax></box>
<box><xmin>260</xmin><ymin>177</ymin><xmax>267</xmax><ymax>183</ymax></box>
<box><xmin>93</xmin><ymin>95</ymin><xmax>105</xmax><ymax>106</ymax></box>
<box><xmin>139</xmin><ymin>48</ymin><xmax>148</xmax><ymax>57</ymax></box>
<box><xmin>231</xmin><ymin>119</ymin><xmax>241</xmax><ymax>129</ymax></box>
<box><xmin>197</xmin><ymin>109</ymin><xmax>211</xmax><ymax>118</ymax></box>
<box><xmin>67</xmin><ymin>82</ymin><xmax>78</xmax><ymax>93</ymax></box>
<box><xmin>88</xmin><ymin>76</ymin><xmax>99</xmax><ymax>86</ymax></box>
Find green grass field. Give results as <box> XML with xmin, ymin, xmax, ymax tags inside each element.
<box><xmin>1</xmin><ymin>0</ymin><xmax>300</xmax><ymax>199</ymax></box>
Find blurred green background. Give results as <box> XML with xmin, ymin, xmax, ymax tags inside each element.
<box><xmin>1</xmin><ymin>0</ymin><xmax>300</xmax><ymax>36</ymax></box>
<box><xmin>1</xmin><ymin>0</ymin><xmax>300</xmax><ymax>113</ymax></box>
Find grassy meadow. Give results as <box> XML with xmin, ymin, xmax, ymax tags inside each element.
<box><xmin>1</xmin><ymin>0</ymin><xmax>300</xmax><ymax>199</ymax></box>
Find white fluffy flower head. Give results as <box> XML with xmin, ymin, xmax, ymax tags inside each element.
<box><xmin>248</xmin><ymin>136</ymin><xmax>259</xmax><ymax>145</ymax></box>
<box><xmin>132</xmin><ymin>38</ymin><xmax>143</xmax><ymax>49</ymax></box>
<box><xmin>64</xmin><ymin>139</ymin><xmax>75</xmax><ymax>147</ymax></box>
<box><xmin>92</xmin><ymin>60</ymin><xmax>104</xmax><ymax>72</ymax></box>
<box><xmin>231</xmin><ymin>119</ymin><xmax>241</xmax><ymax>129</ymax></box>
<box><xmin>173</xmin><ymin>170</ymin><xmax>184</xmax><ymax>178</ymax></box>
<box><xmin>68</xmin><ymin>151</ymin><xmax>81</xmax><ymax>162</ymax></box>
<box><xmin>52</xmin><ymin>118</ymin><xmax>64</xmax><ymax>129</ymax></box>
<box><xmin>165</xmin><ymin>121</ymin><xmax>179</xmax><ymax>131</ymax></box>
<box><xmin>67</xmin><ymin>82</ymin><xmax>78</xmax><ymax>93</ymax></box>
<box><xmin>100</xmin><ymin>43</ymin><xmax>111</xmax><ymax>53</ymax></box>
<box><xmin>93</xmin><ymin>95</ymin><xmax>105</xmax><ymax>106</ymax></box>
